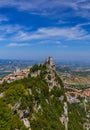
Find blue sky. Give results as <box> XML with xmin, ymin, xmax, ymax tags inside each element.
<box><xmin>0</xmin><ymin>0</ymin><xmax>90</xmax><ymax>61</ymax></box>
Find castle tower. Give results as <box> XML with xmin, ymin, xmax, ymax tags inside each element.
<box><xmin>45</xmin><ymin>56</ymin><xmax>55</xmax><ymax>70</ymax></box>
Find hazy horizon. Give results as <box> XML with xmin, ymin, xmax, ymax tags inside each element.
<box><xmin>0</xmin><ymin>57</ymin><xmax>90</xmax><ymax>64</ymax></box>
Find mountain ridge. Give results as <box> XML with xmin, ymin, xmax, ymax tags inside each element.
<box><xmin>0</xmin><ymin>57</ymin><xmax>86</xmax><ymax>130</ymax></box>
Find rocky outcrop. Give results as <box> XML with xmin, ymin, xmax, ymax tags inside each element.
<box><xmin>60</xmin><ymin>102</ymin><xmax>68</xmax><ymax>130</ymax></box>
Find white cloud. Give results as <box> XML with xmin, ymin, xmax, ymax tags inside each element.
<box><xmin>76</xmin><ymin>22</ymin><xmax>90</xmax><ymax>28</ymax></box>
<box><xmin>0</xmin><ymin>24</ymin><xmax>23</xmax><ymax>34</ymax></box>
<box><xmin>13</xmin><ymin>25</ymin><xmax>90</xmax><ymax>42</ymax></box>
<box><xmin>0</xmin><ymin>0</ymin><xmax>90</xmax><ymax>19</ymax></box>
<box><xmin>0</xmin><ymin>22</ymin><xmax>89</xmax><ymax>45</ymax></box>
<box><xmin>55</xmin><ymin>41</ymin><xmax>61</xmax><ymax>44</ymax></box>
<box><xmin>8</xmin><ymin>43</ymin><xmax>30</xmax><ymax>47</ymax></box>
<box><xmin>57</xmin><ymin>20</ymin><xmax>71</xmax><ymax>25</ymax></box>
<box><xmin>0</xmin><ymin>15</ymin><xmax>8</xmax><ymax>22</ymax></box>
<box><xmin>0</xmin><ymin>24</ymin><xmax>29</xmax><ymax>41</ymax></box>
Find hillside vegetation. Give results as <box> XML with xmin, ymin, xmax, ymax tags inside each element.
<box><xmin>0</xmin><ymin>58</ymin><xmax>86</xmax><ymax>130</ymax></box>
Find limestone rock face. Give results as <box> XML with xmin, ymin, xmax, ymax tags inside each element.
<box><xmin>60</xmin><ymin>102</ymin><xmax>68</xmax><ymax>130</ymax></box>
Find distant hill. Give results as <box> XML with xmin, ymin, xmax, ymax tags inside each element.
<box><xmin>57</xmin><ymin>66</ymin><xmax>90</xmax><ymax>89</ymax></box>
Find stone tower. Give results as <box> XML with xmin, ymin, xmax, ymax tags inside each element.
<box><xmin>45</xmin><ymin>56</ymin><xmax>55</xmax><ymax>70</ymax></box>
